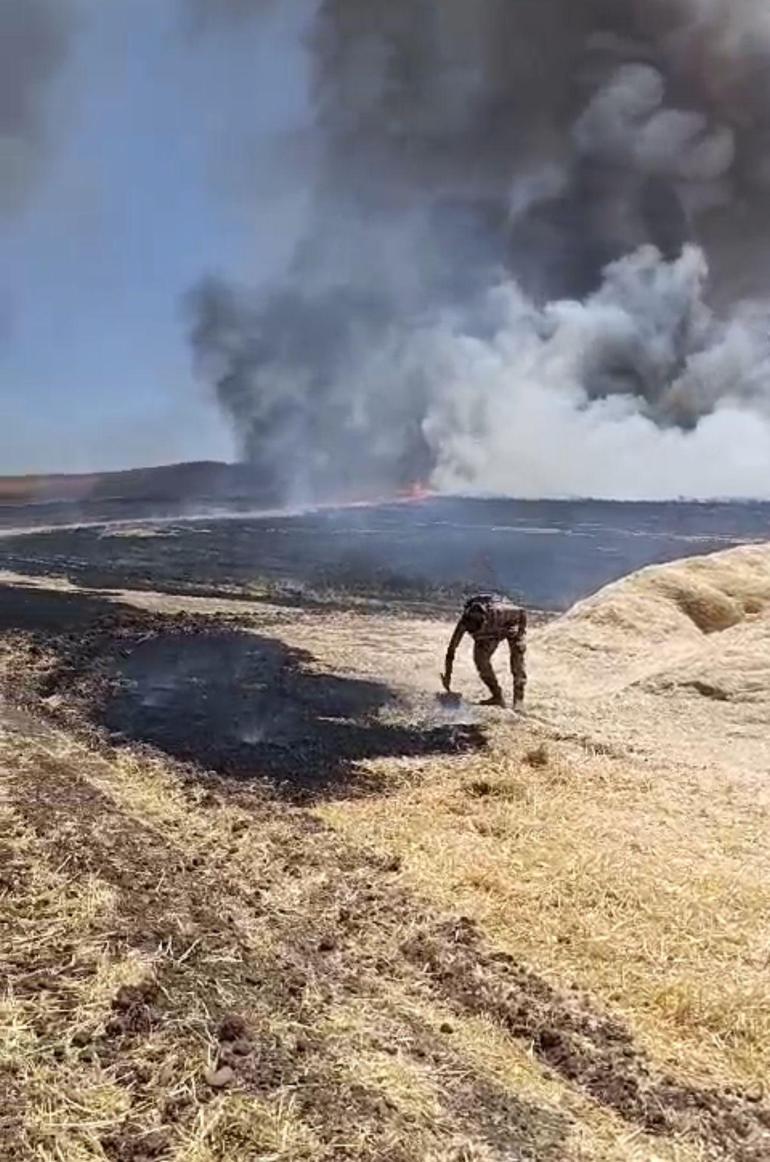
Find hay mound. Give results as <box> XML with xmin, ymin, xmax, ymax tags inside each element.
<box><xmin>641</xmin><ymin>608</ymin><xmax>770</xmax><ymax>704</ymax></box>
<box><xmin>647</xmin><ymin>575</ymin><xmax>743</xmax><ymax>634</ymax></box>
<box><xmin>536</xmin><ymin>543</ymin><xmax>770</xmax><ymax>698</ymax></box>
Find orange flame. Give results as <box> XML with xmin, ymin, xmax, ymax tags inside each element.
<box><xmin>399</xmin><ymin>480</ymin><xmax>431</xmax><ymax>503</ymax></box>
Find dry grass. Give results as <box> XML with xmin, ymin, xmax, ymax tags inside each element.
<box><xmin>321</xmin><ymin>727</ymin><xmax>770</xmax><ymax>1091</ymax></box>
<box><xmin>1</xmin><ymin>709</ymin><xmax>638</xmax><ymax>1162</ymax></box>
<box><xmin>2</xmin><ymin>542</ymin><xmax>770</xmax><ymax>1159</ymax></box>
<box><xmin>321</xmin><ymin>546</ymin><xmax>770</xmax><ymax>1094</ymax></box>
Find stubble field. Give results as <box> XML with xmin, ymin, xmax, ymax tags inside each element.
<box><xmin>1</xmin><ymin>502</ymin><xmax>769</xmax><ymax>1161</ymax></box>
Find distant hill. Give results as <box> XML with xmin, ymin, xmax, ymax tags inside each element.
<box><xmin>0</xmin><ymin>461</ymin><xmax>277</xmax><ymax>508</ymax></box>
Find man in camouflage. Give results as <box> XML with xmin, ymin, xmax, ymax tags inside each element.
<box><xmin>441</xmin><ymin>593</ymin><xmax>527</xmax><ymax>709</ymax></box>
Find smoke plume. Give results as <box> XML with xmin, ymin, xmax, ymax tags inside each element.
<box><xmin>0</xmin><ymin>0</ymin><xmax>75</xmax><ymax>213</ymax></box>
<box><xmin>188</xmin><ymin>0</ymin><xmax>770</xmax><ymax>501</ymax></box>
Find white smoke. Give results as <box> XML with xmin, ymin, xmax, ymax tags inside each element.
<box><xmin>188</xmin><ymin>0</ymin><xmax>770</xmax><ymax>501</ymax></box>
<box><xmin>420</xmin><ymin>247</ymin><xmax>770</xmax><ymax>499</ymax></box>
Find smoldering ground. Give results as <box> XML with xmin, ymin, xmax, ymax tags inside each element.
<box><xmin>0</xmin><ymin>583</ymin><xmax>484</xmax><ymax>801</ymax></box>
<box><xmin>187</xmin><ymin>0</ymin><xmax>770</xmax><ymax>502</ymax></box>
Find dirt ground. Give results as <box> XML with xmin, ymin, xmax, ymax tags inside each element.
<box><xmin>1</xmin><ymin>541</ymin><xmax>769</xmax><ymax>1161</ymax></box>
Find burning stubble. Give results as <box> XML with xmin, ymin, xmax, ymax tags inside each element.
<box><xmin>187</xmin><ymin>1</ymin><xmax>770</xmax><ymax>502</ymax></box>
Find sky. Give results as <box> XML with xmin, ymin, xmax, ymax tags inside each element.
<box><xmin>0</xmin><ymin>0</ymin><xmax>312</xmax><ymax>475</ymax></box>
<box><xmin>6</xmin><ymin>0</ymin><xmax>770</xmax><ymax>499</ymax></box>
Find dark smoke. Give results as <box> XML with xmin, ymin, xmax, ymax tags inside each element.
<box><xmin>188</xmin><ymin>0</ymin><xmax>770</xmax><ymax>501</ymax></box>
<box><xmin>0</xmin><ymin>0</ymin><xmax>75</xmax><ymax>213</ymax></box>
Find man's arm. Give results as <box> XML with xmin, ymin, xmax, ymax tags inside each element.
<box><xmin>441</xmin><ymin>618</ymin><xmax>467</xmax><ymax>692</ymax></box>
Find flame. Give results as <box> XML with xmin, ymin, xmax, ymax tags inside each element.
<box><xmin>399</xmin><ymin>480</ymin><xmax>431</xmax><ymax>503</ymax></box>
<box><xmin>312</xmin><ymin>479</ymin><xmax>433</xmax><ymax>511</ymax></box>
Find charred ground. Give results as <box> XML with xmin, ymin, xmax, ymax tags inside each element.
<box><xmin>0</xmin><ymin>585</ymin><xmax>481</xmax><ymax>801</ymax></box>
<box><xmin>1</xmin><ymin>495</ymin><xmax>768</xmax><ymax>609</ymax></box>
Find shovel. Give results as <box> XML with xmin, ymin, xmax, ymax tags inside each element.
<box><xmin>437</xmin><ymin>674</ymin><xmax>462</xmax><ymax>709</ymax></box>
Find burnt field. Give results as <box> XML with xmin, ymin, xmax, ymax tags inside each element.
<box><xmin>1</xmin><ymin>495</ymin><xmax>769</xmax><ymax>610</ymax></box>
<box><xmin>2</xmin><ymin>499</ymin><xmax>769</xmax><ymax>1160</ymax></box>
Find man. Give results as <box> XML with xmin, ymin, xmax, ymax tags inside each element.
<box><xmin>441</xmin><ymin>593</ymin><xmax>527</xmax><ymax>709</ymax></box>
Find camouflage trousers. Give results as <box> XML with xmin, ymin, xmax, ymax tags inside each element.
<box><xmin>473</xmin><ymin>635</ymin><xmax>527</xmax><ymax>706</ymax></box>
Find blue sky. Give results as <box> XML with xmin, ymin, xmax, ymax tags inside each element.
<box><xmin>0</xmin><ymin>0</ymin><xmax>314</xmax><ymax>475</ymax></box>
